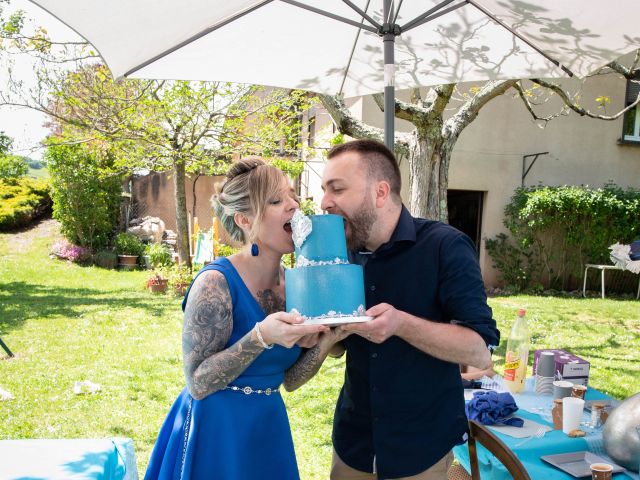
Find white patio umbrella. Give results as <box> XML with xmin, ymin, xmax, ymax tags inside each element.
<box><xmin>29</xmin><ymin>0</ymin><xmax>640</xmax><ymax>151</ymax></box>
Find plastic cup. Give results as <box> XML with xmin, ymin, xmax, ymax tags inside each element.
<box><xmin>562</xmin><ymin>397</ymin><xmax>584</xmax><ymax>434</ymax></box>
<box><xmin>553</xmin><ymin>380</ymin><xmax>574</xmax><ymax>399</ymax></box>
<box><xmin>571</xmin><ymin>384</ymin><xmax>587</xmax><ymax>399</ymax></box>
<box><xmin>537</xmin><ymin>351</ymin><xmax>556</xmax><ymax>377</ymax></box>
<box><xmin>590</xmin><ymin>463</ymin><xmax>613</xmax><ymax>480</ymax></box>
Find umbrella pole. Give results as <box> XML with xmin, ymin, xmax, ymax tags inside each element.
<box><xmin>383</xmin><ymin>0</ymin><xmax>395</xmax><ymax>154</ymax></box>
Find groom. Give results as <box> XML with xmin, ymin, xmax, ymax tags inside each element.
<box><xmin>319</xmin><ymin>139</ymin><xmax>500</xmax><ymax>479</ymax></box>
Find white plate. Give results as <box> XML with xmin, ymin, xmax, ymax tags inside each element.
<box><xmin>541</xmin><ymin>451</ymin><xmax>626</xmax><ymax>478</ymax></box>
<box><xmin>303</xmin><ymin>315</ymin><xmax>372</xmax><ymax>326</ymax></box>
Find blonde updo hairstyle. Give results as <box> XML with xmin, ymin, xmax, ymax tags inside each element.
<box><xmin>212</xmin><ymin>157</ymin><xmax>285</xmax><ymax>244</ymax></box>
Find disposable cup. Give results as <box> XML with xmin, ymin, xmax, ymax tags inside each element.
<box><xmin>590</xmin><ymin>462</ymin><xmax>613</xmax><ymax>480</ymax></box>
<box><xmin>571</xmin><ymin>384</ymin><xmax>587</xmax><ymax>399</ymax></box>
<box><xmin>562</xmin><ymin>397</ymin><xmax>584</xmax><ymax>434</ymax></box>
<box><xmin>537</xmin><ymin>351</ymin><xmax>556</xmax><ymax>377</ymax></box>
<box><xmin>553</xmin><ymin>380</ymin><xmax>574</xmax><ymax>399</ymax></box>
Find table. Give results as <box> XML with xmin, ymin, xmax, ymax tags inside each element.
<box><xmin>0</xmin><ymin>437</ymin><xmax>138</xmax><ymax>480</ymax></box>
<box><xmin>454</xmin><ymin>384</ymin><xmax>638</xmax><ymax>479</ymax></box>
<box><xmin>582</xmin><ymin>264</ymin><xmax>640</xmax><ymax>299</ymax></box>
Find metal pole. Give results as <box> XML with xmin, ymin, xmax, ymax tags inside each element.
<box><xmin>383</xmin><ymin>0</ymin><xmax>395</xmax><ymax>153</ymax></box>
<box><xmin>0</xmin><ymin>337</ymin><xmax>14</xmax><ymax>357</ymax></box>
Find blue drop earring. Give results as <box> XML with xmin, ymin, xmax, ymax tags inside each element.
<box><xmin>251</xmin><ymin>243</ymin><xmax>259</xmax><ymax>257</ymax></box>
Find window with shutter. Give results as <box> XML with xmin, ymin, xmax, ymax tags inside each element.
<box><xmin>622</xmin><ymin>74</ymin><xmax>640</xmax><ymax>142</ymax></box>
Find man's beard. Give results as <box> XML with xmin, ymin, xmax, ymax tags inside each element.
<box><xmin>346</xmin><ymin>198</ymin><xmax>376</xmax><ymax>251</ymax></box>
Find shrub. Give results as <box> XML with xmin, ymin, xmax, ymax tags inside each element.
<box><xmin>51</xmin><ymin>240</ymin><xmax>92</xmax><ymax>263</ymax></box>
<box><xmin>0</xmin><ymin>177</ymin><xmax>51</xmax><ymax>231</ymax></box>
<box><xmin>144</xmin><ymin>243</ymin><xmax>173</xmax><ymax>268</ymax></box>
<box><xmin>94</xmin><ymin>249</ymin><xmax>118</xmax><ymax>269</ymax></box>
<box><xmin>115</xmin><ymin>232</ymin><xmax>145</xmax><ymax>257</ymax></box>
<box><xmin>486</xmin><ymin>185</ymin><xmax>640</xmax><ymax>291</ymax></box>
<box><xmin>0</xmin><ymin>155</ymin><xmax>29</xmax><ymax>180</ymax></box>
<box><xmin>216</xmin><ymin>243</ymin><xmax>240</xmax><ymax>258</ymax></box>
<box><xmin>45</xmin><ymin>142</ymin><xmax>122</xmax><ymax>250</ymax></box>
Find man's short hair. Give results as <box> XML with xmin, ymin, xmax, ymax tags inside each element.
<box><xmin>327</xmin><ymin>139</ymin><xmax>401</xmax><ymax>197</ymax></box>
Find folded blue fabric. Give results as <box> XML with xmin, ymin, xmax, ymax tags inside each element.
<box><xmin>466</xmin><ymin>390</ymin><xmax>524</xmax><ymax>427</ymax></box>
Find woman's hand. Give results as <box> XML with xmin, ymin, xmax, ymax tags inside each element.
<box><xmin>258</xmin><ymin>312</ymin><xmax>328</xmax><ymax>348</ymax></box>
<box><xmin>296</xmin><ymin>326</ymin><xmax>352</xmax><ymax>349</ymax></box>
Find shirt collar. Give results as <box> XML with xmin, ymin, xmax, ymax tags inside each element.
<box><xmin>355</xmin><ymin>205</ymin><xmax>416</xmax><ymax>257</ymax></box>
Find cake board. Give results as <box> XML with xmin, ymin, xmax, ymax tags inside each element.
<box><xmin>303</xmin><ymin>315</ymin><xmax>373</xmax><ymax>326</ymax></box>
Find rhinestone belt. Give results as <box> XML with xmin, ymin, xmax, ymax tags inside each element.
<box><xmin>225</xmin><ymin>385</ymin><xmax>280</xmax><ymax>395</ymax></box>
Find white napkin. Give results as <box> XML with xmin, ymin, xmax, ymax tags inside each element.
<box><xmin>489</xmin><ymin>418</ymin><xmax>552</xmax><ymax>438</ymax></box>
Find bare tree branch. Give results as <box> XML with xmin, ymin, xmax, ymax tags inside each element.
<box><xmin>318</xmin><ymin>94</ymin><xmax>410</xmax><ymax>155</ymax></box>
<box><xmin>532</xmin><ymin>78</ymin><xmax>640</xmax><ymax>121</ymax></box>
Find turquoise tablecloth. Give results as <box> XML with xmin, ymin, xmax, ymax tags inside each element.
<box><xmin>0</xmin><ymin>437</ymin><xmax>137</xmax><ymax>480</ymax></box>
<box><xmin>453</xmin><ymin>385</ymin><xmax>637</xmax><ymax>479</ymax></box>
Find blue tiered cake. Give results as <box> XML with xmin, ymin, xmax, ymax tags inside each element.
<box><xmin>285</xmin><ymin>211</ymin><xmax>370</xmax><ymax>325</ymax></box>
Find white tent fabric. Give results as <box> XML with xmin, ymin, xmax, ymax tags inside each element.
<box><xmin>29</xmin><ymin>0</ymin><xmax>640</xmax><ymax>98</ymax></box>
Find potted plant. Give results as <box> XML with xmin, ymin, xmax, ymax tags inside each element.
<box><xmin>169</xmin><ymin>265</ymin><xmax>193</xmax><ymax>296</ymax></box>
<box><xmin>146</xmin><ymin>269</ymin><xmax>169</xmax><ymax>294</ymax></box>
<box><xmin>115</xmin><ymin>233</ymin><xmax>145</xmax><ymax>270</ymax></box>
<box><xmin>144</xmin><ymin>242</ymin><xmax>173</xmax><ymax>270</ymax></box>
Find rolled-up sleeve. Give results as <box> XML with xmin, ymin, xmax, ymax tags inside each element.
<box><xmin>437</xmin><ymin>232</ymin><xmax>500</xmax><ymax>350</ymax></box>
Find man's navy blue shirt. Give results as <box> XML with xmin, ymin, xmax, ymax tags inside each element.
<box><xmin>332</xmin><ymin>206</ymin><xmax>500</xmax><ymax>479</ymax></box>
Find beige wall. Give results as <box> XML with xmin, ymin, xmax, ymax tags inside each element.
<box><xmin>302</xmin><ymin>75</ymin><xmax>640</xmax><ymax>286</ymax></box>
<box><xmin>131</xmin><ymin>171</ymin><xmax>227</xmax><ymax>237</ymax></box>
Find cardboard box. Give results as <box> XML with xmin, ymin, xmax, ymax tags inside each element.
<box><xmin>533</xmin><ymin>349</ymin><xmax>590</xmax><ymax>385</ymax></box>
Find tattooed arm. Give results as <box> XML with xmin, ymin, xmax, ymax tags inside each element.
<box><xmin>182</xmin><ymin>270</ymin><xmax>265</xmax><ymax>400</ymax></box>
<box><xmin>283</xmin><ymin>329</ymin><xmax>349</xmax><ymax>392</ymax></box>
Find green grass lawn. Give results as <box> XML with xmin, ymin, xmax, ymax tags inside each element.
<box><xmin>27</xmin><ymin>166</ymin><xmax>49</xmax><ymax>180</ymax></box>
<box><xmin>1</xmin><ymin>220</ymin><xmax>638</xmax><ymax>478</ymax></box>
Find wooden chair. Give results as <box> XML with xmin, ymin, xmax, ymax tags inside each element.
<box><xmin>467</xmin><ymin>420</ymin><xmax>531</xmax><ymax>480</ymax></box>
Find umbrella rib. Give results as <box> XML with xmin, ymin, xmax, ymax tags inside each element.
<box><xmin>401</xmin><ymin>1</ymin><xmax>468</xmax><ymax>33</ymax></box>
<box><xmin>123</xmin><ymin>0</ymin><xmax>275</xmax><ymax>78</ymax></box>
<box><xmin>466</xmin><ymin>0</ymin><xmax>574</xmax><ymax>77</ymax></box>
<box><xmin>280</xmin><ymin>0</ymin><xmax>378</xmax><ymax>33</ymax></box>
<box><xmin>392</xmin><ymin>0</ymin><xmax>404</xmax><ymax>25</ymax></box>
<box><xmin>401</xmin><ymin>0</ymin><xmax>458</xmax><ymax>32</ymax></box>
<box><xmin>339</xmin><ymin>0</ymin><xmax>373</xmax><ymax>95</ymax></box>
<box><xmin>341</xmin><ymin>0</ymin><xmax>380</xmax><ymax>30</ymax></box>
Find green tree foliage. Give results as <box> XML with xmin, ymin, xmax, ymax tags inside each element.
<box><xmin>45</xmin><ymin>141</ymin><xmax>122</xmax><ymax>250</ymax></box>
<box><xmin>0</xmin><ymin>131</ymin><xmax>28</xmax><ymax>179</ymax></box>
<box><xmin>486</xmin><ymin>185</ymin><xmax>640</xmax><ymax>291</ymax></box>
<box><xmin>36</xmin><ymin>64</ymin><xmax>315</xmax><ymax>266</ymax></box>
<box><xmin>0</xmin><ymin>154</ymin><xmax>28</xmax><ymax>179</ymax></box>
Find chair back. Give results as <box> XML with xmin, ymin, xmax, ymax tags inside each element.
<box><xmin>467</xmin><ymin>420</ymin><xmax>531</xmax><ymax>480</ymax></box>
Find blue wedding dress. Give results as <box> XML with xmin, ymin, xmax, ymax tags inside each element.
<box><xmin>145</xmin><ymin>258</ymin><xmax>301</xmax><ymax>480</ymax></box>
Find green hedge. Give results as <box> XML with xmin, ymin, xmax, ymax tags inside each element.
<box><xmin>0</xmin><ymin>178</ymin><xmax>51</xmax><ymax>231</ymax></box>
<box><xmin>486</xmin><ymin>185</ymin><xmax>640</xmax><ymax>291</ymax></box>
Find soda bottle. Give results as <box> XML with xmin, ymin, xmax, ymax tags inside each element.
<box><xmin>504</xmin><ymin>308</ymin><xmax>529</xmax><ymax>393</ymax></box>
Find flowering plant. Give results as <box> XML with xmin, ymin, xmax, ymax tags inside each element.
<box><xmin>51</xmin><ymin>240</ymin><xmax>91</xmax><ymax>263</ymax></box>
<box><xmin>146</xmin><ymin>269</ymin><xmax>168</xmax><ymax>288</ymax></box>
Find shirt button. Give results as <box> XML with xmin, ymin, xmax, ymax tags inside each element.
<box><xmin>371</xmin><ymin>352</ymin><xmax>378</xmax><ymax>359</ymax></box>
<box><xmin>372</xmin><ymin>385</ymin><xmax>378</xmax><ymax>392</ymax></box>
<box><xmin>369</xmin><ymin>285</ymin><xmax>376</xmax><ymax>291</ymax></box>
<box><xmin>373</xmin><ymin>417</ymin><xmax>379</xmax><ymax>422</ymax></box>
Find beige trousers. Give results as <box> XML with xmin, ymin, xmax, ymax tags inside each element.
<box><xmin>330</xmin><ymin>449</ymin><xmax>453</xmax><ymax>480</ymax></box>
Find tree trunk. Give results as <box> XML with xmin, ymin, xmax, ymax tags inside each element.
<box><xmin>173</xmin><ymin>159</ymin><xmax>191</xmax><ymax>267</ymax></box>
<box><xmin>407</xmin><ymin>131</ymin><xmax>452</xmax><ymax>223</ymax></box>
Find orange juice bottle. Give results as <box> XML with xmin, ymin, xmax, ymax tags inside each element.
<box><xmin>504</xmin><ymin>309</ymin><xmax>529</xmax><ymax>393</ymax></box>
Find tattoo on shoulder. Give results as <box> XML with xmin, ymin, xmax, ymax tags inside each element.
<box><xmin>256</xmin><ymin>289</ymin><xmax>285</xmax><ymax>315</ymax></box>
